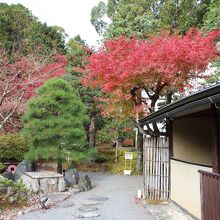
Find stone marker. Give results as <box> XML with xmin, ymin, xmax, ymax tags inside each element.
<box><xmin>78</xmin><ymin>175</ymin><xmax>92</xmax><ymax>192</ymax></box>
<box><xmin>64</xmin><ymin>168</ymin><xmax>79</xmax><ymax>187</ymax></box>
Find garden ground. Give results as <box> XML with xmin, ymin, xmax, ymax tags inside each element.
<box><xmin>16</xmin><ymin>172</ymin><xmax>195</xmax><ymax>220</ymax></box>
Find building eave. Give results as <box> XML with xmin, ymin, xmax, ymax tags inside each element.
<box><xmin>139</xmin><ymin>83</ymin><xmax>220</xmax><ymax>126</ymax></box>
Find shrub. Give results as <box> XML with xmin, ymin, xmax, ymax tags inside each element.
<box><xmin>0</xmin><ymin>134</ymin><xmax>29</xmax><ymax>161</ymax></box>
<box><xmin>0</xmin><ymin>177</ymin><xmax>29</xmax><ymax>204</ymax></box>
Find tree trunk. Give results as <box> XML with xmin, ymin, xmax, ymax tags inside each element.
<box><xmin>89</xmin><ymin>116</ymin><xmax>96</xmax><ymax>148</ymax></box>
<box><xmin>115</xmin><ymin>138</ymin><xmax>123</xmax><ymax>162</ymax></box>
<box><xmin>57</xmin><ymin>159</ymin><xmax>62</xmax><ymax>174</ymax></box>
<box><xmin>136</xmin><ymin>131</ymin><xmax>143</xmax><ymax>174</ymax></box>
<box><xmin>166</xmin><ymin>92</ymin><xmax>172</xmax><ymax>105</ymax></box>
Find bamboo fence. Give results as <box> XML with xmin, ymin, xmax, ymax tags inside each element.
<box><xmin>143</xmin><ymin>136</ymin><xmax>169</xmax><ymax>201</ymax></box>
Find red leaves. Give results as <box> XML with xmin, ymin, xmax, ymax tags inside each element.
<box><xmin>82</xmin><ymin>29</ymin><xmax>220</xmax><ymax>115</ymax></box>
<box><xmin>0</xmin><ymin>51</ymin><xmax>68</xmax><ymax>132</ymax></box>
<box><xmin>24</xmin><ymin>54</ymin><xmax>68</xmax><ymax>98</ymax></box>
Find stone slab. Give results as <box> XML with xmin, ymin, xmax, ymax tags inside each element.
<box><xmin>76</xmin><ymin>211</ymin><xmax>100</xmax><ymax>218</ymax></box>
<box><xmin>24</xmin><ymin>171</ymin><xmax>63</xmax><ymax>179</ymax></box>
<box><xmin>87</xmin><ymin>195</ymin><xmax>108</xmax><ymax>201</ymax></box>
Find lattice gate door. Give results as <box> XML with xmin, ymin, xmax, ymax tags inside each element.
<box><xmin>143</xmin><ymin>136</ymin><xmax>169</xmax><ymax>201</ymax></box>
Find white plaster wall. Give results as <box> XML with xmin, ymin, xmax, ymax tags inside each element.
<box><xmin>170</xmin><ymin>159</ymin><xmax>212</xmax><ymax>219</ymax></box>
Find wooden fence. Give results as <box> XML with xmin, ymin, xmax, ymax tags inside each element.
<box><xmin>143</xmin><ymin>136</ymin><xmax>169</xmax><ymax>201</ymax></box>
<box><xmin>199</xmin><ymin>170</ymin><xmax>220</xmax><ymax>220</ymax></box>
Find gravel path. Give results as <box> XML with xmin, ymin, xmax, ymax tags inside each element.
<box><xmin>16</xmin><ymin>172</ymin><xmax>194</xmax><ymax>220</ymax></box>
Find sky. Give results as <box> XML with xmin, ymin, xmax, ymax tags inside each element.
<box><xmin>1</xmin><ymin>0</ymin><xmax>107</xmax><ymax>47</ymax></box>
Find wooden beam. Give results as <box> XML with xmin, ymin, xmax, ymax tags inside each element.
<box><xmin>167</xmin><ymin>118</ymin><xmax>173</xmax><ymax>158</ymax></box>
<box><xmin>211</xmin><ymin>104</ymin><xmax>220</xmax><ymax>174</ymax></box>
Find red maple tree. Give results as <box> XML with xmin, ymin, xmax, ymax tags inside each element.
<box><xmin>0</xmin><ymin>50</ymin><xmax>68</xmax><ymax>133</ymax></box>
<box><xmin>82</xmin><ymin>29</ymin><xmax>220</xmax><ymax>119</ymax></box>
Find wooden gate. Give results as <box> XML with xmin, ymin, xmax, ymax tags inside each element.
<box><xmin>143</xmin><ymin>136</ymin><xmax>169</xmax><ymax>201</ymax></box>
<box><xmin>199</xmin><ymin>170</ymin><xmax>220</xmax><ymax>220</ymax></box>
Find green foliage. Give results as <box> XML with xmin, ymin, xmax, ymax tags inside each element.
<box><xmin>0</xmin><ymin>3</ymin><xmax>67</xmax><ymax>55</ymax></box>
<box><xmin>92</xmin><ymin>0</ymin><xmax>213</xmax><ymax>38</ymax></box>
<box><xmin>0</xmin><ymin>177</ymin><xmax>29</xmax><ymax>204</ymax></box>
<box><xmin>92</xmin><ymin>153</ymin><xmax>107</xmax><ymax>163</ymax></box>
<box><xmin>0</xmin><ymin>177</ymin><xmax>29</xmax><ymax>193</ymax></box>
<box><xmin>91</xmin><ymin>1</ymin><xmax>108</xmax><ymax>35</ymax></box>
<box><xmin>64</xmin><ymin>35</ymin><xmax>104</xmax><ymax>148</ymax></box>
<box><xmin>97</xmin><ymin>117</ymin><xmax>134</xmax><ymax>144</ymax></box>
<box><xmin>66</xmin><ymin>36</ymin><xmax>89</xmax><ymax>67</ymax></box>
<box><xmin>203</xmin><ymin>0</ymin><xmax>220</xmax><ymax>31</ymax></box>
<box><xmin>0</xmin><ymin>134</ymin><xmax>29</xmax><ymax>161</ymax></box>
<box><xmin>0</xmin><ymin>162</ymin><xmax>5</xmax><ymax>171</ymax></box>
<box><xmin>22</xmin><ymin>78</ymin><xmax>89</xmax><ymax>161</ymax></box>
<box><xmin>205</xmin><ymin>57</ymin><xmax>220</xmax><ymax>85</ymax></box>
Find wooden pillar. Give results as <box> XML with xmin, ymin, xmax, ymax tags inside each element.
<box><xmin>167</xmin><ymin>118</ymin><xmax>173</xmax><ymax>158</ymax></box>
<box><xmin>211</xmin><ymin>104</ymin><xmax>220</xmax><ymax>174</ymax></box>
<box><xmin>136</xmin><ymin>131</ymin><xmax>143</xmax><ymax>174</ymax></box>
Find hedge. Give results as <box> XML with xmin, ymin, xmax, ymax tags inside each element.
<box><xmin>0</xmin><ymin>134</ymin><xmax>29</xmax><ymax>161</ymax></box>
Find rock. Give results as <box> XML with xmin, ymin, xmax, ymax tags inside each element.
<box><xmin>2</xmin><ymin>172</ymin><xmax>14</xmax><ymax>181</ymax></box>
<box><xmin>40</xmin><ymin>196</ymin><xmax>48</xmax><ymax>209</ymax></box>
<box><xmin>47</xmin><ymin>193</ymin><xmax>70</xmax><ymax>203</ymax></box>
<box><xmin>20</xmin><ymin>174</ymin><xmax>39</xmax><ymax>193</ymax></box>
<box><xmin>76</xmin><ymin>211</ymin><xmax>100</xmax><ymax>218</ymax></box>
<box><xmin>39</xmin><ymin>196</ymin><xmax>55</xmax><ymax>209</ymax></box>
<box><xmin>40</xmin><ymin>178</ymin><xmax>58</xmax><ymax>194</ymax></box>
<box><xmin>14</xmin><ymin>160</ymin><xmax>33</xmax><ymax>182</ymax></box>
<box><xmin>7</xmin><ymin>190</ymin><xmax>27</xmax><ymax>204</ymax></box>
<box><xmin>17</xmin><ymin>191</ymin><xmax>28</xmax><ymax>203</ymax></box>
<box><xmin>58</xmin><ymin>177</ymin><xmax>66</xmax><ymax>192</ymax></box>
<box><xmin>8</xmin><ymin>194</ymin><xmax>17</xmax><ymax>204</ymax></box>
<box><xmin>78</xmin><ymin>175</ymin><xmax>92</xmax><ymax>192</ymax></box>
<box><xmin>64</xmin><ymin>168</ymin><xmax>79</xmax><ymax>187</ymax></box>
<box><xmin>0</xmin><ymin>186</ymin><xmax>8</xmax><ymax>199</ymax></box>
<box><xmin>6</xmin><ymin>186</ymin><xmax>15</xmax><ymax>197</ymax></box>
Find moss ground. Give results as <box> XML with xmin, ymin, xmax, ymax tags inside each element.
<box><xmin>75</xmin><ymin>145</ymin><xmax>138</xmax><ymax>175</ymax></box>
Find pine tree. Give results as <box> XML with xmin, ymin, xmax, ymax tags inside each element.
<box><xmin>22</xmin><ymin>78</ymin><xmax>89</xmax><ymax>172</ymax></box>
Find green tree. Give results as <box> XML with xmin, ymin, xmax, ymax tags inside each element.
<box><xmin>91</xmin><ymin>1</ymin><xmax>108</xmax><ymax>35</ymax></box>
<box><xmin>97</xmin><ymin>117</ymin><xmax>134</xmax><ymax>162</ymax></box>
<box><xmin>65</xmin><ymin>36</ymin><xmax>103</xmax><ymax>148</ymax></box>
<box><xmin>0</xmin><ymin>3</ymin><xmax>67</xmax><ymax>55</ymax></box>
<box><xmin>91</xmin><ymin>0</ymin><xmax>212</xmax><ymax>38</ymax></box>
<box><xmin>22</xmin><ymin>78</ymin><xmax>89</xmax><ymax>173</ymax></box>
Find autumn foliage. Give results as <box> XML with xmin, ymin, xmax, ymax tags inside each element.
<box><xmin>0</xmin><ymin>51</ymin><xmax>68</xmax><ymax>132</ymax></box>
<box><xmin>82</xmin><ymin>29</ymin><xmax>220</xmax><ymax>116</ymax></box>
